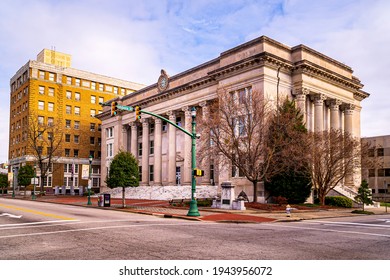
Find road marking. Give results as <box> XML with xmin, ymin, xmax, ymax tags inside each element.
<box><xmin>0</xmin><ymin>213</ymin><xmax>22</xmax><ymax>219</ymax></box>
<box><xmin>264</xmin><ymin>223</ymin><xmax>390</xmax><ymax>238</ymax></box>
<box><xmin>0</xmin><ymin>220</ymin><xmax>79</xmax><ymax>228</ymax></box>
<box><xmin>377</xmin><ymin>219</ymin><xmax>390</xmax><ymax>223</ymax></box>
<box><xmin>303</xmin><ymin>220</ymin><xmax>390</xmax><ymax>228</ymax></box>
<box><xmin>0</xmin><ymin>203</ymin><xmax>76</xmax><ymax>221</ymax></box>
<box><xmin>0</xmin><ymin>222</ymin><xmax>201</xmax><ymax>239</ymax></box>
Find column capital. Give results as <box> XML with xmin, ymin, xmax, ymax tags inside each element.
<box><xmin>294</xmin><ymin>87</ymin><xmax>310</xmax><ymax>96</ymax></box>
<box><xmin>199</xmin><ymin>101</ymin><xmax>209</xmax><ymax>107</ymax></box>
<box><xmin>167</xmin><ymin>110</ymin><xmax>176</xmax><ymax>121</ymax></box>
<box><xmin>141</xmin><ymin>118</ymin><xmax>150</xmax><ymax>126</ymax></box>
<box><xmin>329</xmin><ymin>99</ymin><xmax>342</xmax><ymax>110</ymax></box>
<box><xmin>342</xmin><ymin>103</ymin><xmax>355</xmax><ymax>114</ymax></box>
<box><xmin>130</xmin><ymin>122</ymin><xmax>138</xmax><ymax>128</ymax></box>
<box><xmin>152</xmin><ymin>117</ymin><xmax>162</xmax><ymax>124</ymax></box>
<box><xmin>311</xmin><ymin>93</ymin><xmax>327</xmax><ymax>106</ymax></box>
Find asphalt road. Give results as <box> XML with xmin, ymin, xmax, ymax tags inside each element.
<box><xmin>1</xmin><ymin>198</ymin><xmax>390</xmax><ymax>260</ymax></box>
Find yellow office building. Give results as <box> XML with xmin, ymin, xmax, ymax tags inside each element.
<box><xmin>9</xmin><ymin>49</ymin><xmax>144</xmax><ymax>193</ymax></box>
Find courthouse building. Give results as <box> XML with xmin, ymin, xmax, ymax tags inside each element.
<box><xmin>9</xmin><ymin>49</ymin><xmax>144</xmax><ymax>192</ymax></box>
<box><xmin>98</xmin><ymin>36</ymin><xmax>369</xmax><ymax>202</ymax></box>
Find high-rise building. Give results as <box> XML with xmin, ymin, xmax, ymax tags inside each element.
<box><xmin>9</xmin><ymin>49</ymin><xmax>145</xmax><ymax>193</ymax></box>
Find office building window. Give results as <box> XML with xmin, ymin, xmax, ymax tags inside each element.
<box><xmin>66</xmin><ymin>77</ymin><xmax>72</xmax><ymax>85</ymax></box>
<box><xmin>39</xmin><ymin>86</ymin><xmax>45</xmax><ymax>95</ymax></box>
<box><xmin>48</xmin><ymin>102</ymin><xmax>54</xmax><ymax>112</ymax></box>
<box><xmin>75</xmin><ymin>92</ymin><xmax>80</xmax><ymax>101</ymax></box>
<box><xmin>38</xmin><ymin>101</ymin><xmax>44</xmax><ymax>110</ymax></box>
<box><xmin>48</xmin><ymin>87</ymin><xmax>55</xmax><ymax>96</ymax></box>
<box><xmin>65</xmin><ymin>149</ymin><xmax>70</xmax><ymax>157</ymax></box>
<box><xmin>65</xmin><ymin>134</ymin><xmax>71</xmax><ymax>142</ymax></box>
<box><xmin>90</xmin><ymin>109</ymin><xmax>96</xmax><ymax>117</ymax></box>
<box><xmin>74</xmin><ymin>135</ymin><xmax>79</xmax><ymax>144</ymax></box>
<box><xmin>90</xmin><ymin>137</ymin><xmax>95</xmax><ymax>145</ymax></box>
<box><xmin>99</xmin><ymin>97</ymin><xmax>104</xmax><ymax>104</ymax></box>
<box><xmin>74</xmin><ymin>149</ymin><xmax>79</xmax><ymax>157</ymax></box>
<box><xmin>66</xmin><ymin>91</ymin><xmax>72</xmax><ymax>99</ymax></box>
<box><xmin>74</xmin><ymin>121</ymin><xmax>80</xmax><ymax>129</ymax></box>
<box><xmin>39</xmin><ymin>71</ymin><xmax>45</xmax><ymax>79</ymax></box>
<box><xmin>91</xmin><ymin>95</ymin><xmax>96</xmax><ymax>104</ymax></box>
<box><xmin>47</xmin><ymin>117</ymin><xmax>54</xmax><ymax>126</ymax></box>
<box><xmin>75</xmin><ymin>78</ymin><xmax>80</xmax><ymax>86</ymax></box>
<box><xmin>38</xmin><ymin>116</ymin><xmax>44</xmax><ymax>125</ymax></box>
<box><xmin>65</xmin><ymin>119</ymin><xmax>71</xmax><ymax>128</ymax></box>
<box><xmin>48</xmin><ymin>72</ymin><xmax>55</xmax><ymax>81</ymax></box>
<box><xmin>99</xmin><ymin>84</ymin><xmax>104</xmax><ymax>91</ymax></box>
<box><xmin>91</xmin><ymin>82</ymin><xmax>96</xmax><ymax>90</ymax></box>
<box><xmin>138</xmin><ymin>143</ymin><xmax>142</xmax><ymax>156</ymax></box>
<box><xmin>90</xmin><ymin>123</ymin><xmax>95</xmax><ymax>131</ymax></box>
<box><xmin>75</xmin><ymin>106</ymin><xmax>80</xmax><ymax>115</ymax></box>
<box><xmin>66</xmin><ymin>105</ymin><xmax>71</xmax><ymax>114</ymax></box>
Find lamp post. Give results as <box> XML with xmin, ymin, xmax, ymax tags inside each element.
<box><xmin>12</xmin><ymin>167</ymin><xmax>15</xmax><ymax>198</ymax></box>
<box><xmin>87</xmin><ymin>155</ymin><xmax>92</xmax><ymax>205</ymax></box>
<box><xmin>187</xmin><ymin>107</ymin><xmax>200</xmax><ymax>216</ymax></box>
<box><xmin>32</xmin><ymin>164</ymin><xmax>37</xmax><ymax>200</ymax></box>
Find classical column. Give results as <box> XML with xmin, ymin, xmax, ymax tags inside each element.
<box><xmin>343</xmin><ymin>103</ymin><xmax>355</xmax><ymax>136</ymax></box>
<box><xmin>121</xmin><ymin>124</ymin><xmax>129</xmax><ymax>151</ymax></box>
<box><xmin>313</xmin><ymin>94</ymin><xmax>326</xmax><ymax>132</ymax></box>
<box><xmin>130</xmin><ymin>122</ymin><xmax>138</xmax><ymax>158</ymax></box>
<box><xmin>141</xmin><ymin>118</ymin><xmax>150</xmax><ymax>186</ymax></box>
<box><xmin>200</xmin><ymin>101</ymin><xmax>211</xmax><ymax>185</ymax></box>
<box><xmin>329</xmin><ymin>99</ymin><xmax>342</xmax><ymax>130</ymax></box>
<box><xmin>182</xmin><ymin>107</ymin><xmax>192</xmax><ymax>185</ymax></box>
<box><xmin>167</xmin><ymin>111</ymin><xmax>177</xmax><ymax>185</ymax></box>
<box><xmin>343</xmin><ymin>103</ymin><xmax>356</xmax><ymax>186</ymax></box>
<box><xmin>153</xmin><ymin>117</ymin><xmax>162</xmax><ymax>186</ymax></box>
<box><xmin>294</xmin><ymin>88</ymin><xmax>309</xmax><ymax>123</ymax></box>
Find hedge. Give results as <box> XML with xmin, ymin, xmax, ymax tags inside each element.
<box><xmin>325</xmin><ymin>196</ymin><xmax>353</xmax><ymax>208</ymax></box>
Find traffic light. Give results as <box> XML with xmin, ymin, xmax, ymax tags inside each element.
<box><xmin>135</xmin><ymin>106</ymin><xmax>141</xmax><ymax>121</ymax></box>
<box><xmin>111</xmin><ymin>101</ymin><xmax>118</xmax><ymax>116</ymax></box>
<box><xmin>193</xmin><ymin>168</ymin><xmax>204</xmax><ymax>177</ymax></box>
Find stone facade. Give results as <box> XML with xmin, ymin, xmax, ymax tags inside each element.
<box><xmin>362</xmin><ymin>135</ymin><xmax>390</xmax><ymax>195</ymax></box>
<box><xmin>98</xmin><ymin>36</ymin><xmax>369</xmax><ymax>202</ymax></box>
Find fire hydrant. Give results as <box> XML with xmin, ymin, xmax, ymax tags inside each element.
<box><xmin>286</xmin><ymin>204</ymin><xmax>292</xmax><ymax>217</ymax></box>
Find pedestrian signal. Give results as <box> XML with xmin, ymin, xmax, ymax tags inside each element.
<box><xmin>193</xmin><ymin>169</ymin><xmax>204</xmax><ymax>177</ymax></box>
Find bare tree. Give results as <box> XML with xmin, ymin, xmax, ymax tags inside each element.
<box><xmin>305</xmin><ymin>129</ymin><xmax>362</xmax><ymax>205</ymax></box>
<box><xmin>28</xmin><ymin>114</ymin><xmax>63</xmax><ymax>194</ymax></box>
<box><xmin>198</xmin><ymin>89</ymin><xmax>296</xmax><ymax>202</ymax></box>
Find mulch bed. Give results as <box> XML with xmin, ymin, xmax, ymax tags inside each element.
<box><xmin>201</xmin><ymin>213</ymin><xmax>276</xmax><ymax>223</ymax></box>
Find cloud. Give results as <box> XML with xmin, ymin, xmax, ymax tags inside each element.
<box><xmin>1</xmin><ymin>0</ymin><xmax>390</xmax><ymax>163</ymax></box>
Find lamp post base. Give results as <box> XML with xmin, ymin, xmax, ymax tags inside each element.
<box><xmin>187</xmin><ymin>200</ymin><xmax>200</xmax><ymax>216</ymax></box>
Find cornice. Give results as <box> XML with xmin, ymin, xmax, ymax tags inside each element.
<box><xmin>354</xmin><ymin>90</ymin><xmax>370</xmax><ymax>101</ymax></box>
<box><xmin>293</xmin><ymin>60</ymin><xmax>363</xmax><ymax>91</ymax></box>
<box><xmin>208</xmin><ymin>52</ymin><xmax>293</xmax><ymax>80</ymax></box>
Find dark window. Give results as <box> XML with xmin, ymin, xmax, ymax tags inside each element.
<box><xmin>377</xmin><ymin>148</ymin><xmax>384</xmax><ymax>157</ymax></box>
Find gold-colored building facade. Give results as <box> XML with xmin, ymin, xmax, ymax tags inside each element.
<box><xmin>9</xmin><ymin>50</ymin><xmax>145</xmax><ymax>192</ymax></box>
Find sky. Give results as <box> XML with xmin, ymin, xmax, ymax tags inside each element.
<box><xmin>0</xmin><ymin>0</ymin><xmax>389</xmax><ymax>163</ymax></box>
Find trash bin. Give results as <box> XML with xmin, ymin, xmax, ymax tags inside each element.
<box><xmin>103</xmin><ymin>193</ymin><xmax>111</xmax><ymax>207</ymax></box>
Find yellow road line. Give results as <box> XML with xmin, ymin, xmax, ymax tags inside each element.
<box><xmin>0</xmin><ymin>203</ymin><xmax>76</xmax><ymax>220</ymax></box>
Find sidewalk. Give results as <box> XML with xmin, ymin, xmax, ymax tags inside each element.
<box><xmin>2</xmin><ymin>194</ymin><xmax>389</xmax><ymax>223</ymax></box>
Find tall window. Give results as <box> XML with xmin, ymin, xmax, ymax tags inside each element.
<box><xmin>107</xmin><ymin>143</ymin><xmax>113</xmax><ymax>157</ymax></box>
<box><xmin>75</xmin><ymin>92</ymin><xmax>80</xmax><ymax>101</ymax></box>
<box><xmin>91</xmin><ymin>95</ymin><xmax>96</xmax><ymax>104</ymax></box>
<box><xmin>74</xmin><ymin>135</ymin><xmax>79</xmax><ymax>144</ymax></box>
<box><xmin>66</xmin><ymin>105</ymin><xmax>71</xmax><ymax>114</ymax></box>
<box><xmin>48</xmin><ymin>102</ymin><xmax>54</xmax><ymax>112</ymax></box>
<box><xmin>38</xmin><ymin>101</ymin><xmax>44</xmax><ymax>110</ymax></box>
<box><xmin>65</xmin><ymin>119</ymin><xmax>71</xmax><ymax>128</ymax></box>
<box><xmin>47</xmin><ymin>117</ymin><xmax>54</xmax><ymax>126</ymax></box>
<box><xmin>150</xmin><ymin>140</ymin><xmax>154</xmax><ymax>155</ymax></box>
<box><xmin>38</xmin><ymin>116</ymin><xmax>44</xmax><ymax>125</ymax></box>
<box><xmin>39</xmin><ymin>86</ymin><xmax>45</xmax><ymax>95</ymax></box>
<box><xmin>90</xmin><ymin>109</ymin><xmax>96</xmax><ymax>117</ymax></box>
<box><xmin>74</xmin><ymin>106</ymin><xmax>80</xmax><ymax>115</ymax></box>
<box><xmin>106</xmin><ymin>127</ymin><xmax>114</xmax><ymax>138</ymax></box>
<box><xmin>149</xmin><ymin>165</ymin><xmax>154</xmax><ymax>182</ymax></box>
<box><xmin>48</xmin><ymin>72</ymin><xmax>55</xmax><ymax>81</ymax></box>
<box><xmin>48</xmin><ymin>87</ymin><xmax>55</xmax><ymax>96</ymax></box>
<box><xmin>66</xmin><ymin>91</ymin><xmax>72</xmax><ymax>99</ymax></box>
<box><xmin>74</xmin><ymin>121</ymin><xmax>80</xmax><ymax>129</ymax></box>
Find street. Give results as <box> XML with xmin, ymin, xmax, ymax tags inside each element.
<box><xmin>1</xmin><ymin>197</ymin><xmax>390</xmax><ymax>260</ymax></box>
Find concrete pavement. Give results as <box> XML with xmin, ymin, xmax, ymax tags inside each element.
<box><xmin>1</xmin><ymin>194</ymin><xmax>389</xmax><ymax>223</ymax></box>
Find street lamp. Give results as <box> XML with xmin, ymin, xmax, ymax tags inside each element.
<box><xmin>32</xmin><ymin>164</ymin><xmax>37</xmax><ymax>200</ymax></box>
<box><xmin>12</xmin><ymin>167</ymin><xmax>15</xmax><ymax>198</ymax></box>
<box><xmin>187</xmin><ymin>106</ymin><xmax>200</xmax><ymax>216</ymax></box>
<box><xmin>87</xmin><ymin>155</ymin><xmax>93</xmax><ymax>205</ymax></box>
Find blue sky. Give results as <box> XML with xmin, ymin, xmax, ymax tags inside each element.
<box><xmin>0</xmin><ymin>0</ymin><xmax>389</xmax><ymax>162</ymax></box>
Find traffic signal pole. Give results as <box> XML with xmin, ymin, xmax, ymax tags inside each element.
<box><xmin>100</xmin><ymin>102</ymin><xmax>200</xmax><ymax>217</ymax></box>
